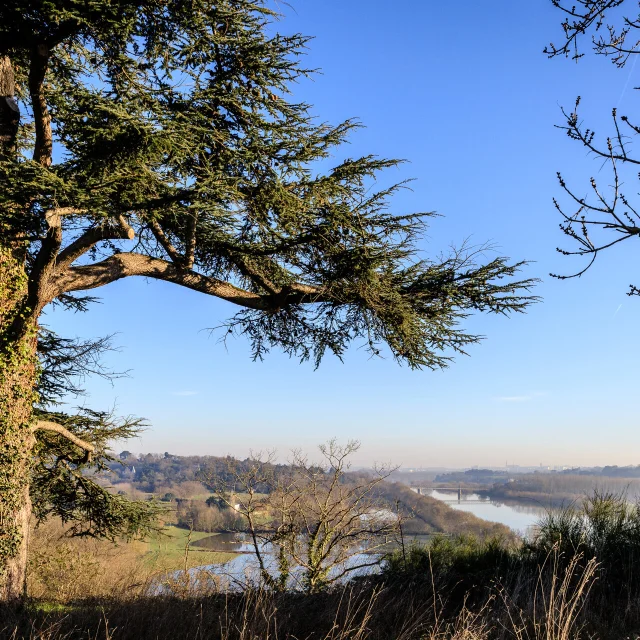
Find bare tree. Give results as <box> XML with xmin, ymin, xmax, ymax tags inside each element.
<box><xmin>204</xmin><ymin>441</ymin><xmax>399</xmax><ymax>593</ymax></box>
<box><xmin>546</xmin><ymin>0</ymin><xmax>640</xmax><ymax>293</ymax></box>
<box><xmin>203</xmin><ymin>451</ymin><xmax>279</xmax><ymax>589</ymax></box>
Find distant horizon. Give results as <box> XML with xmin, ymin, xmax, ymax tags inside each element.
<box><xmin>114</xmin><ymin>447</ymin><xmax>640</xmax><ymax>473</ymax></box>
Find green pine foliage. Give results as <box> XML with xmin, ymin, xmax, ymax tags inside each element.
<box><xmin>32</xmin><ymin>406</ymin><xmax>164</xmax><ymax>541</ymax></box>
<box><xmin>31</xmin><ymin>328</ymin><xmax>163</xmax><ymax>541</ymax></box>
<box><xmin>1</xmin><ymin>0</ymin><xmax>536</xmax><ymax>370</ymax></box>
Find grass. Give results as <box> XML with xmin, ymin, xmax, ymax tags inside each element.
<box><xmin>25</xmin><ymin>519</ymin><xmax>239</xmax><ymax>602</ymax></box>
<box><xmin>0</xmin><ymin>566</ymin><xmax>599</xmax><ymax>640</ymax></box>
<box><xmin>142</xmin><ymin>526</ymin><xmax>237</xmax><ymax>571</ymax></box>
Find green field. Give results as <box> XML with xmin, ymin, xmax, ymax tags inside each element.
<box><xmin>141</xmin><ymin>526</ymin><xmax>237</xmax><ymax>571</ymax></box>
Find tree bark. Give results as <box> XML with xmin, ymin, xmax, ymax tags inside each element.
<box><xmin>0</xmin><ymin>247</ymin><xmax>38</xmax><ymax>601</ymax></box>
<box><xmin>0</xmin><ymin>56</ymin><xmax>19</xmax><ymax>160</ymax></box>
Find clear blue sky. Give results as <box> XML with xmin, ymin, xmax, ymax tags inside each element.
<box><xmin>47</xmin><ymin>0</ymin><xmax>640</xmax><ymax>468</ymax></box>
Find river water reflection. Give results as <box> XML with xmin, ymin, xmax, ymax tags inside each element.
<box><xmin>426</xmin><ymin>489</ymin><xmax>551</xmax><ymax>536</ymax></box>
<box><xmin>154</xmin><ymin>534</ymin><xmax>378</xmax><ymax>592</ymax></box>
<box><xmin>191</xmin><ymin>532</ymin><xmax>260</xmax><ymax>553</ymax></box>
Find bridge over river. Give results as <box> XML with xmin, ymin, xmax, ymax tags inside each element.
<box><xmin>411</xmin><ymin>486</ymin><xmax>489</xmax><ymax>504</ymax></box>
<box><xmin>411</xmin><ymin>486</ymin><xmax>549</xmax><ymax>534</ymax></box>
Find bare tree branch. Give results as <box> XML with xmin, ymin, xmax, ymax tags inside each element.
<box><xmin>205</xmin><ymin>440</ymin><xmax>399</xmax><ymax>592</ymax></box>
<box><xmin>548</xmin><ymin>1</ymin><xmax>640</xmax><ymax>293</ymax></box>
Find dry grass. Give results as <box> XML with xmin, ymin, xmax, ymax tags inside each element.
<box><xmin>27</xmin><ymin>519</ymin><xmax>152</xmax><ymax>601</ymax></box>
<box><xmin>2</xmin><ymin>545</ymin><xmax>601</xmax><ymax>640</ymax></box>
<box><xmin>26</xmin><ymin>519</ymin><xmax>237</xmax><ymax>602</ymax></box>
<box><xmin>499</xmin><ymin>551</ymin><xmax>598</xmax><ymax>640</ymax></box>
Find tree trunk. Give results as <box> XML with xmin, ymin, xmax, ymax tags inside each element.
<box><xmin>0</xmin><ymin>246</ymin><xmax>37</xmax><ymax>601</ymax></box>
<box><xmin>0</xmin><ymin>53</ymin><xmax>35</xmax><ymax>602</ymax></box>
<box><xmin>0</xmin><ymin>56</ymin><xmax>19</xmax><ymax>159</ymax></box>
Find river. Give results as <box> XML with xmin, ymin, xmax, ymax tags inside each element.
<box><xmin>425</xmin><ymin>489</ymin><xmax>550</xmax><ymax>536</ymax></box>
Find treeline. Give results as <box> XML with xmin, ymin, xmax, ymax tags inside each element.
<box><xmin>109</xmin><ymin>452</ymin><xmax>514</xmax><ymax>540</ymax></box>
<box><xmin>486</xmin><ymin>473</ymin><xmax>640</xmax><ymax>506</ymax></box>
<box><xmin>175</xmin><ymin>499</ymin><xmax>245</xmax><ymax>533</ymax></box>
<box><xmin>434</xmin><ymin>466</ymin><xmax>640</xmax><ymax>487</ymax></box>
<box><xmin>434</xmin><ymin>469</ymin><xmax>509</xmax><ymax>485</ymax></box>
<box><xmin>110</xmin><ymin>452</ymin><xmax>296</xmax><ymax>494</ymax></box>
<box><xmin>565</xmin><ymin>465</ymin><xmax>640</xmax><ymax>478</ymax></box>
<box><xmin>113</xmin><ymin>454</ymin><xmax>640</xmax><ymax>498</ymax></box>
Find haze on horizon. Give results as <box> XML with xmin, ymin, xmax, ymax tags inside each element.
<box><xmin>48</xmin><ymin>1</ymin><xmax>640</xmax><ymax>469</ymax></box>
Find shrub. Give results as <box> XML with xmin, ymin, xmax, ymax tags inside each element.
<box><xmin>532</xmin><ymin>491</ymin><xmax>640</xmax><ymax>602</ymax></box>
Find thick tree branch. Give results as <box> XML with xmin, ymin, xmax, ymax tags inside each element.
<box><xmin>33</xmin><ymin>420</ymin><xmax>95</xmax><ymax>462</ymax></box>
<box><xmin>22</xmin><ymin>208</ymin><xmax>63</xmax><ymax>323</ymax></box>
<box><xmin>229</xmin><ymin>254</ymin><xmax>279</xmax><ymax>295</ymax></box>
<box><xmin>52</xmin><ymin>252</ymin><xmax>294</xmax><ymax>310</ymax></box>
<box><xmin>8</xmin><ymin>208</ymin><xmax>83</xmax><ymax>341</ymax></box>
<box><xmin>39</xmin><ymin>208</ymin><xmax>64</xmax><ymax>258</ymax></box>
<box><xmin>25</xmin><ymin>208</ymin><xmax>86</xmax><ymax>315</ymax></box>
<box><xmin>56</xmin><ymin>215</ymin><xmax>135</xmax><ymax>272</ymax></box>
